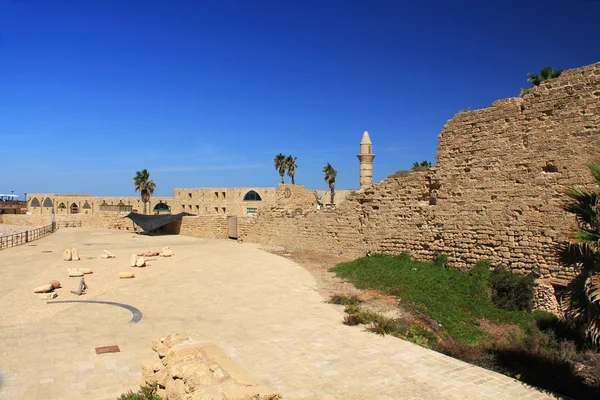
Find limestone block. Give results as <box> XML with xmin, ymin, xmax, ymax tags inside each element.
<box><xmin>46</xmin><ymin>280</ymin><xmax>61</xmax><ymax>289</ymax></box>
<box><xmin>155</xmin><ymin>368</ymin><xmax>170</xmax><ymax>388</ymax></box>
<box><xmin>33</xmin><ymin>284</ymin><xmax>54</xmax><ymax>293</ymax></box>
<box><xmin>163</xmin><ymin>333</ymin><xmax>190</xmax><ymax>348</ymax></box>
<box><xmin>130</xmin><ymin>254</ymin><xmax>138</xmax><ymax>267</ymax></box>
<box><xmin>103</xmin><ymin>249</ymin><xmax>115</xmax><ymax>258</ymax></box>
<box><xmin>165</xmin><ymin>378</ymin><xmax>186</xmax><ymax>400</ymax></box>
<box><xmin>39</xmin><ymin>292</ymin><xmax>58</xmax><ymax>300</ymax></box>
<box><xmin>141</xmin><ymin>360</ymin><xmax>156</xmax><ymax>386</ymax></box>
<box><xmin>68</xmin><ymin>268</ymin><xmax>92</xmax><ymax>274</ymax></box>
<box><xmin>71</xmin><ymin>248</ymin><xmax>80</xmax><ymax>261</ymax></box>
<box><xmin>100</xmin><ymin>254</ymin><xmax>110</xmax><ymax>259</ymax></box>
<box><xmin>160</xmin><ymin>246</ymin><xmax>174</xmax><ymax>257</ymax></box>
<box><xmin>180</xmin><ymin>365</ymin><xmax>213</xmax><ymax>392</ymax></box>
<box><xmin>119</xmin><ymin>272</ymin><xmax>135</xmax><ymax>279</ymax></box>
<box><xmin>63</xmin><ymin>249</ymin><xmax>72</xmax><ymax>261</ymax></box>
<box><xmin>68</xmin><ymin>270</ymin><xmax>84</xmax><ymax>277</ymax></box>
<box><xmin>151</xmin><ymin>338</ymin><xmax>164</xmax><ymax>352</ymax></box>
<box><xmin>163</xmin><ymin>343</ymin><xmax>205</xmax><ymax>366</ymax></box>
<box><xmin>136</xmin><ymin>256</ymin><xmax>146</xmax><ymax>267</ymax></box>
<box><xmin>182</xmin><ymin>389</ymin><xmax>211</xmax><ymax>400</ymax></box>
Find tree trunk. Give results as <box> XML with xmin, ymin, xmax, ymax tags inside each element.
<box><xmin>280</xmin><ymin>174</ymin><xmax>284</xmax><ymax>184</ymax></box>
<box><xmin>291</xmin><ymin>176</ymin><xmax>295</xmax><ymax>184</ymax></box>
<box><xmin>330</xmin><ymin>186</ymin><xmax>335</xmax><ymax>205</ymax></box>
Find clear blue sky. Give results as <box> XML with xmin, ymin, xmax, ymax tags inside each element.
<box><xmin>1</xmin><ymin>0</ymin><xmax>599</xmax><ymax>197</ymax></box>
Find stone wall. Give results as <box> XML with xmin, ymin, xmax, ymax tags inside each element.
<box><xmin>240</xmin><ymin>61</ymin><xmax>600</xmax><ymax>281</ymax></box>
<box><xmin>0</xmin><ymin>213</ymin><xmax>135</xmax><ymax>230</ymax></box>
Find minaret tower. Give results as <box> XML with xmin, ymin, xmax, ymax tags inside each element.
<box><xmin>357</xmin><ymin>131</ymin><xmax>375</xmax><ymax>190</ymax></box>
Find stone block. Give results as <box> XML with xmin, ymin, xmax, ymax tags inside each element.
<box><xmin>136</xmin><ymin>256</ymin><xmax>146</xmax><ymax>267</ymax></box>
<box><xmin>63</xmin><ymin>249</ymin><xmax>72</xmax><ymax>261</ymax></box>
<box><xmin>39</xmin><ymin>292</ymin><xmax>58</xmax><ymax>300</ymax></box>
<box><xmin>33</xmin><ymin>284</ymin><xmax>54</xmax><ymax>293</ymax></box>
<box><xmin>165</xmin><ymin>377</ymin><xmax>186</xmax><ymax>400</ymax></box>
<box><xmin>130</xmin><ymin>254</ymin><xmax>138</xmax><ymax>267</ymax></box>
<box><xmin>119</xmin><ymin>272</ymin><xmax>135</xmax><ymax>279</ymax></box>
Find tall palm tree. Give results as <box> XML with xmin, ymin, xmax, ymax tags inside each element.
<box><xmin>528</xmin><ymin>66</ymin><xmax>563</xmax><ymax>86</ymax></box>
<box><xmin>286</xmin><ymin>155</ymin><xmax>298</xmax><ymax>184</ymax></box>
<box><xmin>322</xmin><ymin>163</ymin><xmax>337</xmax><ymax>205</ymax></box>
<box><xmin>274</xmin><ymin>153</ymin><xmax>287</xmax><ymax>184</ymax></box>
<box><xmin>559</xmin><ymin>162</ymin><xmax>600</xmax><ymax>346</ymax></box>
<box><xmin>133</xmin><ymin>169</ymin><xmax>156</xmax><ymax>214</ymax></box>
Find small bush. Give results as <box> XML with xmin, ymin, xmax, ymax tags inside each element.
<box><xmin>433</xmin><ymin>252</ymin><xmax>449</xmax><ymax>268</ymax></box>
<box><xmin>489</xmin><ymin>267</ymin><xmax>534</xmax><ymax>311</ymax></box>
<box><xmin>343</xmin><ymin>314</ymin><xmax>362</xmax><ymax>326</ymax></box>
<box><xmin>328</xmin><ymin>295</ymin><xmax>362</xmax><ymax>306</ymax></box>
<box><xmin>118</xmin><ymin>384</ymin><xmax>161</xmax><ymax>400</ymax></box>
<box><xmin>343</xmin><ymin>304</ymin><xmax>360</xmax><ymax>315</ymax></box>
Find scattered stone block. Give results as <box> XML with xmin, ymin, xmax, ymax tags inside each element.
<box><xmin>120</xmin><ymin>272</ymin><xmax>135</xmax><ymax>279</ymax></box>
<box><xmin>63</xmin><ymin>249</ymin><xmax>72</xmax><ymax>261</ymax></box>
<box><xmin>130</xmin><ymin>254</ymin><xmax>138</xmax><ymax>267</ymax></box>
<box><xmin>46</xmin><ymin>280</ymin><xmax>61</xmax><ymax>289</ymax></box>
<box><xmin>68</xmin><ymin>268</ymin><xmax>92</xmax><ymax>274</ymax></box>
<box><xmin>103</xmin><ymin>249</ymin><xmax>116</xmax><ymax>258</ymax></box>
<box><xmin>160</xmin><ymin>246</ymin><xmax>174</xmax><ymax>257</ymax></box>
<box><xmin>68</xmin><ymin>270</ymin><xmax>84</xmax><ymax>277</ymax></box>
<box><xmin>100</xmin><ymin>254</ymin><xmax>110</xmax><ymax>259</ymax></box>
<box><xmin>39</xmin><ymin>292</ymin><xmax>58</xmax><ymax>300</ymax></box>
<box><xmin>136</xmin><ymin>256</ymin><xmax>146</xmax><ymax>267</ymax></box>
<box><xmin>33</xmin><ymin>284</ymin><xmax>54</xmax><ymax>293</ymax></box>
<box><xmin>71</xmin><ymin>248</ymin><xmax>80</xmax><ymax>261</ymax></box>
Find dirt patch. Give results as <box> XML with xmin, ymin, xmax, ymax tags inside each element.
<box><xmin>477</xmin><ymin>319</ymin><xmax>521</xmax><ymax>345</ymax></box>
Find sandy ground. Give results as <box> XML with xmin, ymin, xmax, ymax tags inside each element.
<box><xmin>0</xmin><ymin>229</ymin><xmax>175</xmax><ymax>327</ymax></box>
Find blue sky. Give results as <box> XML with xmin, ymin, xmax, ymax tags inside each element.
<box><xmin>1</xmin><ymin>0</ymin><xmax>599</xmax><ymax>197</ymax></box>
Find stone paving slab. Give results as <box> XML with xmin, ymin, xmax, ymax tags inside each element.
<box><xmin>0</xmin><ymin>229</ymin><xmax>559</xmax><ymax>399</ymax></box>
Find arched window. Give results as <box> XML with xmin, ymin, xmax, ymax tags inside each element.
<box><xmin>82</xmin><ymin>201</ymin><xmax>91</xmax><ymax>209</ymax></box>
<box><xmin>42</xmin><ymin>197</ymin><xmax>53</xmax><ymax>208</ymax></box>
<box><xmin>58</xmin><ymin>202</ymin><xmax>66</xmax><ymax>210</ymax></box>
<box><xmin>153</xmin><ymin>201</ymin><xmax>171</xmax><ymax>214</ymax></box>
<box><xmin>243</xmin><ymin>190</ymin><xmax>262</xmax><ymax>201</ymax></box>
<box><xmin>70</xmin><ymin>203</ymin><xmax>79</xmax><ymax>214</ymax></box>
<box><xmin>30</xmin><ymin>197</ymin><xmax>41</xmax><ymax>207</ymax></box>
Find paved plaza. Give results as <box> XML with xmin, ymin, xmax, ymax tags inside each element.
<box><xmin>0</xmin><ymin>228</ymin><xmax>557</xmax><ymax>399</ymax></box>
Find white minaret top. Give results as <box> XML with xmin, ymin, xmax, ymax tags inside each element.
<box><xmin>360</xmin><ymin>131</ymin><xmax>372</xmax><ymax>145</ymax></box>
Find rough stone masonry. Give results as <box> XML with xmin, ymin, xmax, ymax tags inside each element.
<box><xmin>241</xmin><ymin>61</ymin><xmax>600</xmax><ymax>289</ymax></box>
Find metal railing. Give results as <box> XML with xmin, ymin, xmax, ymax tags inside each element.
<box><xmin>0</xmin><ymin>223</ymin><xmax>57</xmax><ymax>250</ymax></box>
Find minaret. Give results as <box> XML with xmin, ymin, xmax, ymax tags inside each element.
<box><xmin>357</xmin><ymin>131</ymin><xmax>375</xmax><ymax>190</ymax></box>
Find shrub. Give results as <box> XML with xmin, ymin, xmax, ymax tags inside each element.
<box><xmin>489</xmin><ymin>267</ymin><xmax>534</xmax><ymax>311</ymax></box>
<box><xmin>432</xmin><ymin>252</ymin><xmax>449</xmax><ymax>268</ymax></box>
<box><xmin>118</xmin><ymin>384</ymin><xmax>162</xmax><ymax>400</ymax></box>
<box><xmin>328</xmin><ymin>295</ymin><xmax>362</xmax><ymax>306</ymax></box>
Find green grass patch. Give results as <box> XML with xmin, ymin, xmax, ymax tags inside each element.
<box><xmin>330</xmin><ymin>253</ymin><xmax>547</xmax><ymax>345</ymax></box>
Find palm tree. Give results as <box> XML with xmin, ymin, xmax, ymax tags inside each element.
<box><xmin>528</xmin><ymin>66</ymin><xmax>563</xmax><ymax>86</ymax></box>
<box><xmin>133</xmin><ymin>169</ymin><xmax>156</xmax><ymax>214</ymax></box>
<box><xmin>274</xmin><ymin>153</ymin><xmax>287</xmax><ymax>184</ymax></box>
<box><xmin>559</xmin><ymin>162</ymin><xmax>600</xmax><ymax>346</ymax></box>
<box><xmin>286</xmin><ymin>155</ymin><xmax>298</xmax><ymax>184</ymax></box>
<box><xmin>322</xmin><ymin>163</ymin><xmax>338</xmax><ymax>205</ymax></box>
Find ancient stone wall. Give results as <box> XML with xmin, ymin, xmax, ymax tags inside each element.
<box><xmin>0</xmin><ymin>213</ymin><xmax>135</xmax><ymax>230</ymax></box>
<box><xmin>240</xmin><ymin>62</ymin><xmax>600</xmax><ymax>280</ymax></box>
<box><xmin>165</xmin><ymin>215</ymin><xmax>229</xmax><ymax>239</ymax></box>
